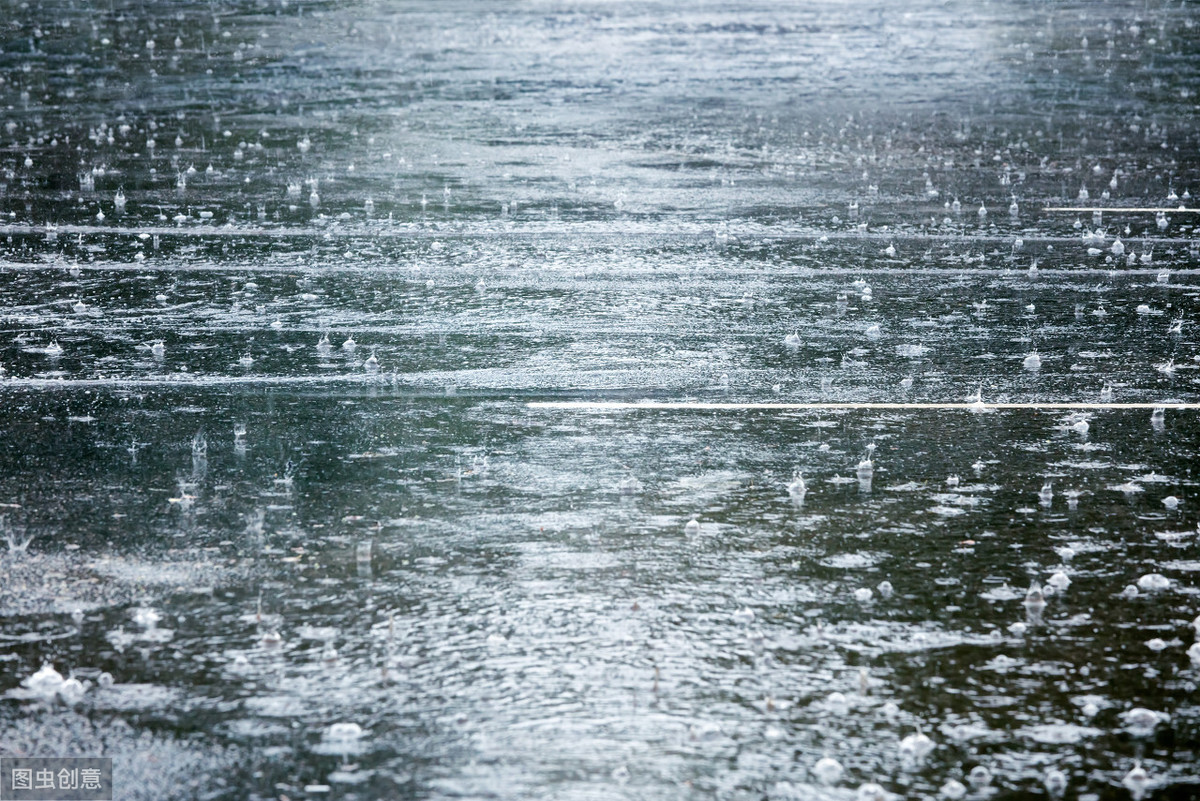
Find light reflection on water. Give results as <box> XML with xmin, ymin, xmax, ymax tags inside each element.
<box><xmin>2</xmin><ymin>387</ymin><xmax>1198</xmax><ymax>797</ymax></box>
<box><xmin>0</xmin><ymin>0</ymin><xmax>1198</xmax><ymax>799</ymax></box>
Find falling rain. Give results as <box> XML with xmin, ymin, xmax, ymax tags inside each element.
<box><xmin>0</xmin><ymin>1</ymin><xmax>1198</xmax><ymax>799</ymax></box>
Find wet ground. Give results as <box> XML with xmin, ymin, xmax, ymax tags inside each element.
<box><xmin>1</xmin><ymin>1</ymin><xmax>1199</xmax><ymax>799</ymax></box>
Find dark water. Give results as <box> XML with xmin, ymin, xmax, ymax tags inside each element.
<box><xmin>1</xmin><ymin>1</ymin><xmax>1199</xmax><ymax>800</ymax></box>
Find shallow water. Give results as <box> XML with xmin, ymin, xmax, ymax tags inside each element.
<box><xmin>1</xmin><ymin>1</ymin><xmax>1199</xmax><ymax>799</ymax></box>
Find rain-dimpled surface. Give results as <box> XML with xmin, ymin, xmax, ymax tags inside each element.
<box><xmin>1</xmin><ymin>1</ymin><xmax>1199</xmax><ymax>799</ymax></box>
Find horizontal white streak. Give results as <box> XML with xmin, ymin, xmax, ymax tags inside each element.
<box><xmin>1</xmin><ymin>223</ymin><xmax>1197</xmax><ymax>244</ymax></box>
<box><xmin>528</xmin><ymin>401</ymin><xmax>1198</xmax><ymax>411</ymax></box>
<box><xmin>1042</xmin><ymin>206</ymin><xmax>1199</xmax><ymax>213</ymax></box>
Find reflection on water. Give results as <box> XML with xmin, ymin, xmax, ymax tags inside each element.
<box><xmin>1</xmin><ymin>0</ymin><xmax>1199</xmax><ymax>799</ymax></box>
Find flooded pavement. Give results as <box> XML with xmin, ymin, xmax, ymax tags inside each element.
<box><xmin>1</xmin><ymin>1</ymin><xmax>1199</xmax><ymax>799</ymax></box>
